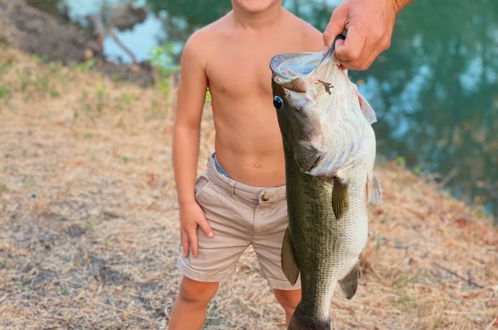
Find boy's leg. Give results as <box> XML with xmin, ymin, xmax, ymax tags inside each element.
<box><xmin>273</xmin><ymin>288</ymin><xmax>301</xmax><ymax>326</ymax></box>
<box><xmin>168</xmin><ymin>276</ymin><xmax>219</xmax><ymax>330</ymax></box>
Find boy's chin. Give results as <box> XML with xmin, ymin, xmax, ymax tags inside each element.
<box><xmin>233</xmin><ymin>0</ymin><xmax>281</xmax><ymax>13</ymax></box>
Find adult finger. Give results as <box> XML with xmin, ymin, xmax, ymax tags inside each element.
<box><xmin>323</xmin><ymin>4</ymin><xmax>348</xmax><ymax>47</ymax></box>
<box><xmin>181</xmin><ymin>230</ymin><xmax>189</xmax><ymax>257</ymax></box>
<box><xmin>340</xmin><ymin>37</ymin><xmax>386</xmax><ymax>70</ymax></box>
<box><xmin>335</xmin><ymin>25</ymin><xmax>366</xmax><ymax>63</ymax></box>
<box><xmin>197</xmin><ymin>216</ymin><xmax>214</xmax><ymax>238</ymax></box>
<box><xmin>188</xmin><ymin>229</ymin><xmax>199</xmax><ymax>257</ymax></box>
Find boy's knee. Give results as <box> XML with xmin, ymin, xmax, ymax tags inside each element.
<box><xmin>274</xmin><ymin>289</ymin><xmax>301</xmax><ymax>311</ymax></box>
<box><xmin>178</xmin><ymin>277</ymin><xmax>219</xmax><ymax>305</ymax></box>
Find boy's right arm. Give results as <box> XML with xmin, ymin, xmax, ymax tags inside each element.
<box><xmin>173</xmin><ymin>33</ymin><xmax>214</xmax><ymax>258</ymax></box>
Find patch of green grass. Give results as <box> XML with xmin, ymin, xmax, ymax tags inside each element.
<box><xmin>395</xmin><ymin>293</ymin><xmax>419</xmax><ymax>313</ymax></box>
<box><xmin>83</xmin><ymin>223</ymin><xmax>93</xmax><ymax>232</ymax></box>
<box><xmin>3</xmin><ymin>164</ymin><xmax>16</xmax><ymax>172</ymax></box>
<box><xmin>60</xmin><ymin>287</ymin><xmax>69</xmax><ymax>295</ymax></box>
<box><xmin>0</xmin><ymin>57</ymin><xmax>14</xmax><ymax>74</ymax></box>
<box><xmin>0</xmin><ymin>259</ymin><xmax>14</xmax><ymax>269</ymax></box>
<box><xmin>0</xmin><ymin>183</ymin><xmax>7</xmax><ymax>191</ymax></box>
<box><xmin>0</xmin><ymin>86</ymin><xmax>11</xmax><ymax>99</ymax></box>
<box><xmin>392</xmin><ymin>272</ymin><xmax>424</xmax><ymax>288</ymax></box>
<box><xmin>74</xmin><ymin>59</ymin><xmax>95</xmax><ymax>72</ymax></box>
<box><xmin>116</xmin><ymin>94</ymin><xmax>135</xmax><ymax>111</ymax></box>
<box><xmin>121</xmin><ymin>156</ymin><xmax>132</xmax><ymax>163</ymax></box>
<box><xmin>84</xmin><ymin>132</ymin><xmax>94</xmax><ymax>139</ymax></box>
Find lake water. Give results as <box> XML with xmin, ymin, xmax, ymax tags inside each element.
<box><xmin>29</xmin><ymin>0</ymin><xmax>498</xmax><ymax>221</ymax></box>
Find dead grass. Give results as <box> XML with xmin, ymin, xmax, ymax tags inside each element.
<box><xmin>0</xmin><ymin>47</ymin><xmax>496</xmax><ymax>329</ymax></box>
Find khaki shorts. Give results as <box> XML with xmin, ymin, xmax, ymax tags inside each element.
<box><xmin>177</xmin><ymin>155</ymin><xmax>300</xmax><ymax>290</ymax></box>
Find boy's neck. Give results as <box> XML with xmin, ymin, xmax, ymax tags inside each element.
<box><xmin>231</xmin><ymin>2</ymin><xmax>283</xmax><ymax>30</ymax></box>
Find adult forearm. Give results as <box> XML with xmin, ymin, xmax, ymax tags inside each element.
<box><xmin>173</xmin><ymin>125</ymin><xmax>201</xmax><ymax>207</ymax></box>
<box><xmin>393</xmin><ymin>0</ymin><xmax>414</xmax><ymax>12</ymax></box>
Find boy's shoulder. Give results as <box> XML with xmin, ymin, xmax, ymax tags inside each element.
<box><xmin>181</xmin><ymin>15</ymin><xmax>231</xmax><ymax>64</ymax></box>
<box><xmin>283</xmin><ymin>10</ymin><xmax>323</xmax><ymax>46</ymax></box>
<box><xmin>184</xmin><ymin>14</ymin><xmax>231</xmax><ymax>47</ymax></box>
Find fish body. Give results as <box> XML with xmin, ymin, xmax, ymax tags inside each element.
<box><xmin>270</xmin><ymin>43</ymin><xmax>380</xmax><ymax>329</ymax></box>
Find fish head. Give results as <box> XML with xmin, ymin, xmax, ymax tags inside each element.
<box><xmin>270</xmin><ymin>46</ymin><xmax>376</xmax><ymax>175</ymax></box>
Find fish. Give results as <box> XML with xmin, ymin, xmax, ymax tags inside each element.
<box><xmin>270</xmin><ymin>36</ymin><xmax>381</xmax><ymax>330</ymax></box>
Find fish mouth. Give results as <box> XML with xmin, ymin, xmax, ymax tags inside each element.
<box><xmin>270</xmin><ymin>34</ymin><xmax>345</xmax><ymax>87</ymax></box>
<box><xmin>270</xmin><ymin>52</ymin><xmax>324</xmax><ymax>84</ymax></box>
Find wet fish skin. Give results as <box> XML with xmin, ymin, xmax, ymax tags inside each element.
<box><xmin>271</xmin><ymin>45</ymin><xmax>380</xmax><ymax>329</ymax></box>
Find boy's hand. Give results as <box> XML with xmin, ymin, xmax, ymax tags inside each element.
<box><xmin>323</xmin><ymin>0</ymin><xmax>410</xmax><ymax>70</ymax></box>
<box><xmin>180</xmin><ymin>201</ymin><xmax>214</xmax><ymax>257</ymax></box>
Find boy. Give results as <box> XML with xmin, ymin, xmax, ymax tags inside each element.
<box><xmin>170</xmin><ymin>0</ymin><xmax>323</xmax><ymax>328</ymax></box>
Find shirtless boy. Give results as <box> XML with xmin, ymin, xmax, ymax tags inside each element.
<box><xmin>169</xmin><ymin>0</ymin><xmax>323</xmax><ymax>328</ymax></box>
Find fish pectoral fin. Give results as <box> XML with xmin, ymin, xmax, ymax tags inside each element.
<box><xmin>293</xmin><ymin>141</ymin><xmax>321</xmax><ymax>173</ymax></box>
<box><xmin>281</xmin><ymin>227</ymin><xmax>300</xmax><ymax>285</ymax></box>
<box><xmin>367</xmin><ymin>174</ymin><xmax>382</xmax><ymax>205</ymax></box>
<box><xmin>332</xmin><ymin>176</ymin><xmax>349</xmax><ymax>219</ymax></box>
<box><xmin>338</xmin><ymin>262</ymin><xmax>361</xmax><ymax>299</ymax></box>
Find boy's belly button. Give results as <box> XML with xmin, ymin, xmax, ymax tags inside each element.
<box><xmin>253</xmin><ymin>159</ymin><xmax>262</xmax><ymax>168</ymax></box>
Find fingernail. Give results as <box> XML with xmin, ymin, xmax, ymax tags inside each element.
<box><xmin>207</xmin><ymin>232</ymin><xmax>214</xmax><ymax>238</ymax></box>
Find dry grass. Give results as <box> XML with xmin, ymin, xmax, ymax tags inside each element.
<box><xmin>0</xmin><ymin>47</ymin><xmax>496</xmax><ymax>329</ymax></box>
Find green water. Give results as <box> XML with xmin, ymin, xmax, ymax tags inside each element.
<box><xmin>29</xmin><ymin>0</ymin><xmax>498</xmax><ymax>220</ymax></box>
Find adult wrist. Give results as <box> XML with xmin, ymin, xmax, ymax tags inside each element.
<box><xmin>392</xmin><ymin>0</ymin><xmax>413</xmax><ymax>13</ymax></box>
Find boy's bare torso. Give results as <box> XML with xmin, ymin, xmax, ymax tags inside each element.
<box><xmin>195</xmin><ymin>9</ymin><xmax>323</xmax><ymax>186</ymax></box>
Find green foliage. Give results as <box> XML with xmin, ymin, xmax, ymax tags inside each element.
<box><xmin>0</xmin><ymin>57</ymin><xmax>14</xmax><ymax>74</ymax></box>
<box><xmin>0</xmin><ymin>87</ymin><xmax>11</xmax><ymax>100</ymax></box>
<box><xmin>394</xmin><ymin>156</ymin><xmax>406</xmax><ymax>166</ymax></box>
<box><xmin>149</xmin><ymin>44</ymin><xmax>179</xmax><ymax>97</ymax></box>
<box><xmin>74</xmin><ymin>59</ymin><xmax>96</xmax><ymax>72</ymax></box>
<box><xmin>394</xmin><ymin>293</ymin><xmax>419</xmax><ymax>313</ymax></box>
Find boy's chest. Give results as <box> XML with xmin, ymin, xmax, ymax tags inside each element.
<box><xmin>205</xmin><ymin>44</ymin><xmax>278</xmax><ymax>98</ymax></box>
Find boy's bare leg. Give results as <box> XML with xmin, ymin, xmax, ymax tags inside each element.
<box><xmin>169</xmin><ymin>276</ymin><xmax>219</xmax><ymax>330</ymax></box>
<box><xmin>273</xmin><ymin>289</ymin><xmax>301</xmax><ymax>326</ymax></box>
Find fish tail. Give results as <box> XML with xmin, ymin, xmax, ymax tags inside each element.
<box><xmin>288</xmin><ymin>306</ymin><xmax>331</xmax><ymax>330</ymax></box>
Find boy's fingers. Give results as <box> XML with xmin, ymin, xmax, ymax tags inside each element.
<box><xmin>198</xmin><ymin>217</ymin><xmax>214</xmax><ymax>238</ymax></box>
<box><xmin>181</xmin><ymin>230</ymin><xmax>189</xmax><ymax>257</ymax></box>
<box><xmin>323</xmin><ymin>5</ymin><xmax>348</xmax><ymax>47</ymax></box>
<box><xmin>188</xmin><ymin>230</ymin><xmax>199</xmax><ymax>257</ymax></box>
<box><xmin>335</xmin><ymin>25</ymin><xmax>366</xmax><ymax>63</ymax></box>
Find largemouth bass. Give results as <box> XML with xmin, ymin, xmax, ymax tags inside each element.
<box><xmin>270</xmin><ymin>37</ymin><xmax>381</xmax><ymax>329</ymax></box>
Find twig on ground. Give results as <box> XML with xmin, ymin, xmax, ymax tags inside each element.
<box><xmin>432</xmin><ymin>262</ymin><xmax>484</xmax><ymax>289</ymax></box>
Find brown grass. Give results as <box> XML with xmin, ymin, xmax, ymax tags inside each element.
<box><xmin>0</xmin><ymin>47</ymin><xmax>496</xmax><ymax>329</ymax></box>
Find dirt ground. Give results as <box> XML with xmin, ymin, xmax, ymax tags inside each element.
<box><xmin>0</xmin><ymin>47</ymin><xmax>497</xmax><ymax>329</ymax></box>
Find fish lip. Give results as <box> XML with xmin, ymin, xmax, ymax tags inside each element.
<box><xmin>270</xmin><ymin>52</ymin><xmax>327</xmax><ymax>85</ymax></box>
<box><xmin>270</xmin><ymin>34</ymin><xmax>345</xmax><ymax>85</ymax></box>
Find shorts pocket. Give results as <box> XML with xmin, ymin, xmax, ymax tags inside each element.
<box><xmin>194</xmin><ymin>174</ymin><xmax>212</xmax><ymax>203</ymax></box>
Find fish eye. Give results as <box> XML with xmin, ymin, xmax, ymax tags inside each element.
<box><xmin>273</xmin><ymin>96</ymin><xmax>284</xmax><ymax>109</ymax></box>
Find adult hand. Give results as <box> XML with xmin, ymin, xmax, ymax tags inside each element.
<box><xmin>323</xmin><ymin>0</ymin><xmax>412</xmax><ymax>70</ymax></box>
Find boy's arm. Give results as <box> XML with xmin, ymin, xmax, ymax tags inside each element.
<box><xmin>173</xmin><ymin>33</ymin><xmax>214</xmax><ymax>258</ymax></box>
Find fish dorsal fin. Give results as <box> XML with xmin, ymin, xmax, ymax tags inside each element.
<box><xmin>338</xmin><ymin>262</ymin><xmax>361</xmax><ymax>299</ymax></box>
<box><xmin>367</xmin><ymin>174</ymin><xmax>382</xmax><ymax>205</ymax></box>
<box><xmin>281</xmin><ymin>227</ymin><xmax>300</xmax><ymax>285</ymax></box>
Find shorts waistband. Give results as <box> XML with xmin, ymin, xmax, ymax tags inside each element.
<box><xmin>206</xmin><ymin>154</ymin><xmax>286</xmax><ymax>203</ymax></box>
